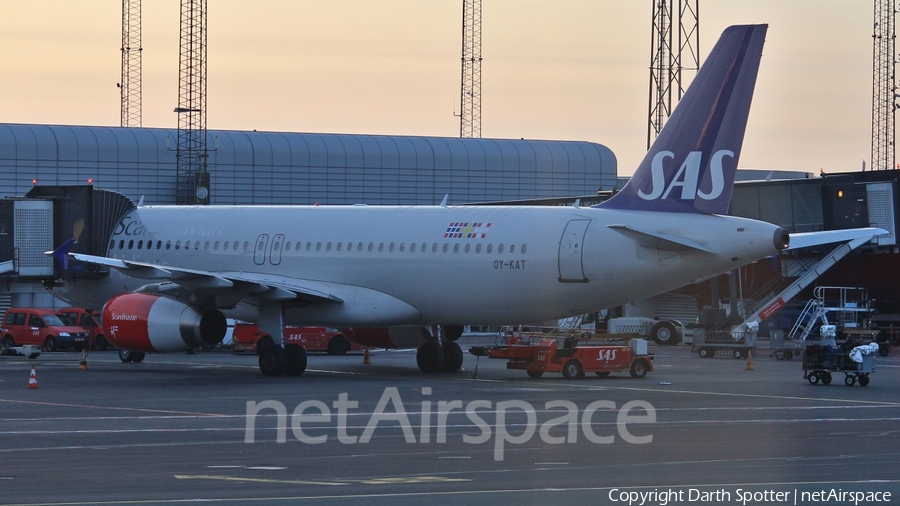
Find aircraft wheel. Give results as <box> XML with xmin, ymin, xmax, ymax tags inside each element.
<box><xmin>859</xmin><ymin>374</ymin><xmax>870</xmax><ymax>386</ymax></box>
<box><xmin>119</xmin><ymin>349</ymin><xmax>134</xmax><ymax>362</ymax></box>
<box><xmin>444</xmin><ymin>325</ymin><xmax>464</xmax><ymax>342</ymax></box>
<box><xmin>416</xmin><ymin>342</ymin><xmax>444</xmax><ymax>374</ymax></box>
<box><xmin>131</xmin><ymin>352</ymin><xmax>145</xmax><ymax>363</ymax></box>
<box><xmin>562</xmin><ymin>359</ymin><xmax>583</xmax><ymax>379</ymax></box>
<box><xmin>284</xmin><ymin>344</ymin><xmax>307</xmax><ymax>376</ymax></box>
<box><xmin>259</xmin><ymin>346</ymin><xmax>287</xmax><ymax>377</ymax></box>
<box><xmin>651</xmin><ymin>321</ymin><xmax>678</xmax><ymax>345</ymax></box>
<box><xmin>844</xmin><ymin>374</ymin><xmax>856</xmax><ymax>387</ymax></box>
<box><xmin>327</xmin><ymin>335</ymin><xmax>351</xmax><ymax>355</ymax></box>
<box><xmin>821</xmin><ymin>372</ymin><xmax>832</xmax><ymax>385</ymax></box>
<box><xmin>630</xmin><ymin>359</ymin><xmax>650</xmax><ymax>379</ymax></box>
<box><xmin>526</xmin><ymin>370</ymin><xmax>544</xmax><ymax>379</ymax></box>
<box><xmin>441</xmin><ymin>341</ymin><xmax>463</xmax><ymax>372</ymax></box>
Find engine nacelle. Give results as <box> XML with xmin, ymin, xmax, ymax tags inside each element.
<box><xmin>342</xmin><ymin>327</ymin><xmax>430</xmax><ymax>350</ymax></box>
<box><xmin>103</xmin><ymin>293</ymin><xmax>227</xmax><ymax>352</ymax></box>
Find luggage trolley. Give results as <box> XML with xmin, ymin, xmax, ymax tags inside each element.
<box><xmin>802</xmin><ymin>344</ymin><xmax>876</xmax><ymax>387</ymax></box>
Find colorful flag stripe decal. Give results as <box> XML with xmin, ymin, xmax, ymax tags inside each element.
<box><xmin>444</xmin><ymin>222</ymin><xmax>491</xmax><ymax>239</ymax></box>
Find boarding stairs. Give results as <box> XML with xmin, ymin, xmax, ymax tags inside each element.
<box><xmin>734</xmin><ymin>235</ymin><xmax>875</xmax><ymax>336</ymax></box>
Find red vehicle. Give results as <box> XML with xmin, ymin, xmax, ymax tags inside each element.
<box><xmin>232</xmin><ymin>323</ymin><xmax>360</xmax><ymax>355</ymax></box>
<box><xmin>1</xmin><ymin>308</ymin><xmax>90</xmax><ymax>352</ymax></box>
<box><xmin>471</xmin><ymin>337</ymin><xmax>653</xmax><ymax>380</ymax></box>
<box><xmin>59</xmin><ymin>308</ymin><xmax>111</xmax><ymax>350</ymax></box>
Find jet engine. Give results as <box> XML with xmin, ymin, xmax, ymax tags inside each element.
<box><xmin>102</xmin><ymin>293</ymin><xmax>227</xmax><ymax>352</ymax></box>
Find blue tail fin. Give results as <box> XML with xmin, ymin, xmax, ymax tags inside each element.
<box><xmin>47</xmin><ymin>238</ymin><xmax>75</xmax><ymax>270</ymax></box>
<box><xmin>597</xmin><ymin>24</ymin><xmax>767</xmax><ymax>214</ymax></box>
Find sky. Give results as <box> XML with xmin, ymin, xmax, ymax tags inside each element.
<box><xmin>0</xmin><ymin>1</ymin><xmax>876</xmax><ymax>177</ymax></box>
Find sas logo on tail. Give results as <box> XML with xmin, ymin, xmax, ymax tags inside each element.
<box><xmin>638</xmin><ymin>150</ymin><xmax>733</xmax><ymax>201</ymax></box>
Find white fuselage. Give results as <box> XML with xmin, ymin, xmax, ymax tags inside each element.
<box><xmin>51</xmin><ymin>204</ymin><xmax>783</xmax><ymax>327</ymax></box>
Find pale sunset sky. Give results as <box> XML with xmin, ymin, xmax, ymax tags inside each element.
<box><xmin>0</xmin><ymin>1</ymin><xmax>876</xmax><ymax>176</ymax></box>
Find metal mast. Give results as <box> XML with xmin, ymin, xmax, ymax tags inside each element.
<box><xmin>175</xmin><ymin>0</ymin><xmax>209</xmax><ymax>204</ymax></box>
<box><xmin>871</xmin><ymin>0</ymin><xmax>896</xmax><ymax>170</ymax></box>
<box><xmin>120</xmin><ymin>0</ymin><xmax>141</xmax><ymax>128</ymax></box>
<box><xmin>459</xmin><ymin>0</ymin><xmax>482</xmax><ymax>138</ymax></box>
<box><xmin>647</xmin><ymin>0</ymin><xmax>699</xmax><ymax>149</ymax></box>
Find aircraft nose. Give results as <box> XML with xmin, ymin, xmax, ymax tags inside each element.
<box><xmin>773</xmin><ymin>228</ymin><xmax>790</xmax><ymax>250</ymax></box>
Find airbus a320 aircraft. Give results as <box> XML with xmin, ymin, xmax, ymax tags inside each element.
<box><xmin>48</xmin><ymin>24</ymin><xmax>882</xmax><ymax>376</ymax></box>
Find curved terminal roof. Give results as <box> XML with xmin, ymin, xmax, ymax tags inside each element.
<box><xmin>0</xmin><ymin>124</ymin><xmax>617</xmax><ymax>205</ymax></box>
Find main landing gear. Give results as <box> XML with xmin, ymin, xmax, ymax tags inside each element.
<box><xmin>258</xmin><ymin>341</ymin><xmax>307</xmax><ymax>377</ymax></box>
<box><xmin>416</xmin><ymin>325</ymin><xmax>464</xmax><ymax>374</ymax></box>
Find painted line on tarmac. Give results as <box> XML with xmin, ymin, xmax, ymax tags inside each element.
<box><xmin>0</xmin><ymin>397</ymin><xmax>229</xmax><ymax>417</ymax></box>
<box><xmin>554</xmin><ymin>383</ymin><xmax>900</xmax><ymax>407</ymax></box>
<box><xmin>175</xmin><ymin>474</ymin><xmax>348</xmax><ymax>487</ymax></box>
<box><xmin>4</xmin><ymin>478</ymin><xmax>898</xmax><ymax>505</ymax></box>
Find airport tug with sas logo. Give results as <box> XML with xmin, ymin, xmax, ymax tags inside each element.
<box><xmin>471</xmin><ymin>337</ymin><xmax>652</xmax><ymax>380</ymax></box>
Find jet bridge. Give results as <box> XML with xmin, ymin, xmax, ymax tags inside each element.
<box><xmin>0</xmin><ymin>185</ymin><xmax>134</xmax><ymax>282</ymax></box>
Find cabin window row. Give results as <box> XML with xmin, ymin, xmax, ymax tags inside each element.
<box><xmin>110</xmin><ymin>239</ymin><xmax>527</xmax><ymax>255</ymax></box>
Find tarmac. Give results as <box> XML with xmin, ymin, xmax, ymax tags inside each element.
<box><xmin>1</xmin><ymin>337</ymin><xmax>898</xmax><ymax>506</ymax></box>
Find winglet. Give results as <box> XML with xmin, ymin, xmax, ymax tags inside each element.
<box><xmin>597</xmin><ymin>24</ymin><xmax>768</xmax><ymax>214</ymax></box>
<box><xmin>45</xmin><ymin>238</ymin><xmax>75</xmax><ymax>270</ymax></box>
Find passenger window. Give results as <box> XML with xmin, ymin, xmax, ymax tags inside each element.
<box><xmin>204</xmin><ymin>241</ymin><xmax>209</xmax><ymax>250</ymax></box>
<box><xmin>378</xmin><ymin>243</ymin><xmax>384</xmax><ymax>252</ymax></box>
<box><xmin>346</xmin><ymin>242</ymin><xmax>351</xmax><ymax>251</ymax></box>
<box><xmin>127</xmin><ymin>240</ymin><xmax>133</xmax><ymax>249</ymax></box>
<box><xmin>487</xmin><ymin>244</ymin><xmax>493</xmax><ymax>253</ymax></box>
<box><xmin>336</xmin><ymin>242</ymin><xmax>342</xmax><ymax>252</ymax></box>
<box><xmin>442</xmin><ymin>244</ymin><xmax>449</xmax><ymax>253</ymax></box>
<box><xmin>326</xmin><ymin>242</ymin><xmax>332</xmax><ymax>252</ymax></box>
<box><xmin>185</xmin><ymin>241</ymin><xmax>191</xmax><ymax>249</ymax></box>
<box><xmin>233</xmin><ymin>242</ymin><xmax>239</xmax><ymax>251</ymax></box>
<box><xmin>295</xmin><ymin>242</ymin><xmax>302</xmax><ymax>251</ymax></box>
<box><xmin>510</xmin><ymin>244</ymin><xmax>516</xmax><ymax>254</ymax></box>
<box><xmin>243</xmin><ymin>241</ymin><xmax>249</xmax><ymax>250</ymax></box>
<box><xmin>521</xmin><ymin>244</ymin><xmax>527</xmax><ymax>254</ymax></box>
<box><xmin>147</xmin><ymin>241</ymin><xmax>153</xmax><ymax>250</ymax></box>
<box><xmin>119</xmin><ymin>240</ymin><xmax>125</xmax><ymax>249</ymax></box>
<box><xmin>166</xmin><ymin>240</ymin><xmax>172</xmax><ymax>250</ymax></box>
<box><xmin>410</xmin><ymin>243</ymin><xmax>416</xmax><ymax>253</ymax></box>
<box><xmin>368</xmin><ymin>243</ymin><xmax>373</xmax><ymax>252</ymax></box>
<box><xmin>285</xmin><ymin>241</ymin><xmax>291</xmax><ymax>251</ymax></box>
<box><xmin>389</xmin><ymin>243</ymin><xmax>395</xmax><ymax>252</ymax></box>
<box><xmin>109</xmin><ymin>240</ymin><xmax>115</xmax><ymax>250</ymax></box>
<box><xmin>257</xmin><ymin>241</ymin><xmax>265</xmax><ymax>251</ymax></box>
<box><xmin>137</xmin><ymin>240</ymin><xmax>143</xmax><ymax>249</ymax></box>
<box><xmin>214</xmin><ymin>241</ymin><xmax>219</xmax><ymax>250</ymax></box>
<box><xmin>465</xmin><ymin>244</ymin><xmax>470</xmax><ymax>253</ymax></box>
<box><xmin>421</xmin><ymin>243</ymin><xmax>426</xmax><ymax>253</ymax></box>
<box><xmin>357</xmin><ymin>243</ymin><xmax>363</xmax><ymax>252</ymax></box>
<box><xmin>223</xmin><ymin>241</ymin><xmax>229</xmax><ymax>250</ymax></box>
<box><xmin>453</xmin><ymin>244</ymin><xmax>459</xmax><ymax>253</ymax></box>
<box><xmin>316</xmin><ymin>242</ymin><xmax>322</xmax><ymax>251</ymax></box>
<box><xmin>432</xmin><ymin>243</ymin><xmax>437</xmax><ymax>253</ymax></box>
<box><xmin>476</xmin><ymin>244</ymin><xmax>482</xmax><ymax>253</ymax></box>
<box><xmin>498</xmin><ymin>244</ymin><xmax>505</xmax><ymax>254</ymax></box>
<box><xmin>175</xmin><ymin>241</ymin><xmax>181</xmax><ymax>250</ymax></box>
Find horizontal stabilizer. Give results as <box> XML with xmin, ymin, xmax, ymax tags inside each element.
<box><xmin>608</xmin><ymin>224</ymin><xmax>714</xmax><ymax>253</ymax></box>
<box><xmin>787</xmin><ymin>228</ymin><xmax>887</xmax><ymax>250</ymax></box>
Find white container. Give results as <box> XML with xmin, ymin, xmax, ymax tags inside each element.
<box><xmin>630</xmin><ymin>339</ymin><xmax>648</xmax><ymax>356</ymax></box>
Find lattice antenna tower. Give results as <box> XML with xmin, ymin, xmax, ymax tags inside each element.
<box><xmin>871</xmin><ymin>0</ymin><xmax>897</xmax><ymax>170</ymax></box>
<box><xmin>647</xmin><ymin>0</ymin><xmax>699</xmax><ymax>149</ymax></box>
<box><xmin>175</xmin><ymin>0</ymin><xmax>209</xmax><ymax>204</ymax></box>
<box><xmin>459</xmin><ymin>0</ymin><xmax>483</xmax><ymax>138</ymax></box>
<box><xmin>120</xmin><ymin>0</ymin><xmax>142</xmax><ymax>127</ymax></box>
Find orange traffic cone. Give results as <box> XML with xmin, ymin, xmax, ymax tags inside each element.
<box><xmin>27</xmin><ymin>364</ymin><xmax>39</xmax><ymax>389</ymax></box>
<box><xmin>78</xmin><ymin>351</ymin><xmax>88</xmax><ymax>371</ymax></box>
<box><xmin>362</xmin><ymin>348</ymin><xmax>371</xmax><ymax>365</ymax></box>
<box><xmin>745</xmin><ymin>350</ymin><xmax>755</xmax><ymax>371</ymax></box>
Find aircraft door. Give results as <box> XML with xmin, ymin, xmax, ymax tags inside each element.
<box><xmin>269</xmin><ymin>234</ymin><xmax>285</xmax><ymax>265</ymax></box>
<box><xmin>254</xmin><ymin>234</ymin><xmax>269</xmax><ymax>265</ymax></box>
<box><xmin>558</xmin><ymin>219</ymin><xmax>590</xmax><ymax>283</ymax></box>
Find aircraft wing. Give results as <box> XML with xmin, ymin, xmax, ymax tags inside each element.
<box><xmin>787</xmin><ymin>227</ymin><xmax>887</xmax><ymax>250</ymax></box>
<box><xmin>60</xmin><ymin>251</ymin><xmax>343</xmax><ymax>305</ymax></box>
